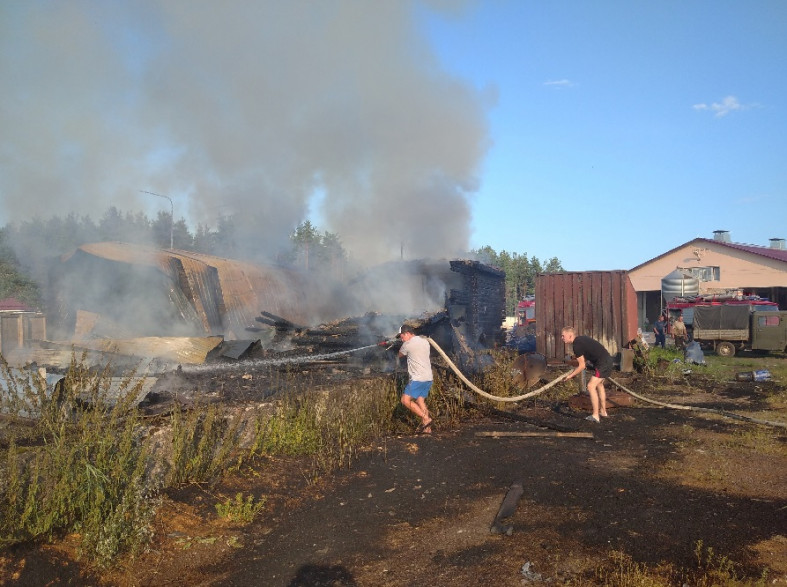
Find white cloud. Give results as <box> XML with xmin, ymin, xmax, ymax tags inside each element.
<box><xmin>737</xmin><ymin>193</ymin><xmax>770</xmax><ymax>204</ymax></box>
<box><xmin>693</xmin><ymin>95</ymin><xmax>748</xmax><ymax>117</ymax></box>
<box><xmin>544</xmin><ymin>79</ymin><xmax>574</xmax><ymax>88</ymax></box>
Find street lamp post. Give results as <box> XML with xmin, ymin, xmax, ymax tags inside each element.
<box><xmin>140</xmin><ymin>190</ymin><xmax>174</xmax><ymax>249</ymax></box>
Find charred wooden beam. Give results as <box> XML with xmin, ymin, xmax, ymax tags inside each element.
<box><xmin>304</xmin><ymin>324</ymin><xmax>360</xmax><ymax>337</ymax></box>
<box><xmin>288</xmin><ymin>337</ymin><xmax>362</xmax><ymax>349</ymax></box>
<box><xmin>260</xmin><ymin>311</ymin><xmax>307</xmax><ymax>332</ymax></box>
<box><xmin>490</xmin><ymin>481</ymin><xmax>524</xmax><ymax>535</ymax></box>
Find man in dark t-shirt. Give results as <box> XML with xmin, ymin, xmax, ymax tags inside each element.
<box><xmin>561</xmin><ymin>326</ymin><xmax>613</xmax><ymax>423</ymax></box>
<box><xmin>653</xmin><ymin>315</ymin><xmax>667</xmax><ymax>348</ymax></box>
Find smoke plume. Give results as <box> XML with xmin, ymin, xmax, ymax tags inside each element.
<box><xmin>0</xmin><ymin>1</ymin><xmax>490</xmax><ymax>266</ymax></box>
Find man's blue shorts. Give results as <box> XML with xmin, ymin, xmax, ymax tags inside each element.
<box><xmin>403</xmin><ymin>380</ymin><xmax>432</xmax><ymax>399</ymax></box>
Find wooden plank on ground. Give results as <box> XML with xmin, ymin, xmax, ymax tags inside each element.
<box><xmin>475</xmin><ymin>431</ymin><xmax>593</xmax><ymax>438</ymax></box>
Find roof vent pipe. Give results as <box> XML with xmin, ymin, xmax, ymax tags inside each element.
<box><xmin>713</xmin><ymin>230</ymin><xmax>731</xmax><ymax>242</ymax></box>
<box><xmin>770</xmin><ymin>238</ymin><xmax>786</xmax><ymax>250</ymax></box>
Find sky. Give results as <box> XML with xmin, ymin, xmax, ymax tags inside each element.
<box><xmin>1</xmin><ymin>0</ymin><xmax>786</xmax><ymax>272</ymax></box>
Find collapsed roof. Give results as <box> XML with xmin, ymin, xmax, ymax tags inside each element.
<box><xmin>48</xmin><ymin>242</ymin><xmax>317</xmax><ymax>340</ymax></box>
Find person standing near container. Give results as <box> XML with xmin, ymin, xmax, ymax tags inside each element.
<box><xmin>397</xmin><ymin>324</ymin><xmax>434</xmax><ymax>434</ymax></box>
<box><xmin>672</xmin><ymin>314</ymin><xmax>687</xmax><ymax>350</ymax></box>
<box><xmin>561</xmin><ymin>327</ymin><xmax>613</xmax><ymax>423</ymax></box>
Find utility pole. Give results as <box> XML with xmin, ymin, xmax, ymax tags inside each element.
<box><xmin>140</xmin><ymin>190</ymin><xmax>174</xmax><ymax>249</ymax></box>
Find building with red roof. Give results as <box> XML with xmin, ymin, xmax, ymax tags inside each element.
<box><xmin>627</xmin><ymin>231</ymin><xmax>787</xmax><ymax>330</ymax></box>
<box><xmin>0</xmin><ymin>298</ymin><xmax>35</xmax><ymax>312</ymax></box>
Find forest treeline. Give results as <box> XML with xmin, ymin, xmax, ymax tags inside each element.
<box><xmin>0</xmin><ymin>208</ymin><xmax>562</xmax><ymax>315</ymax></box>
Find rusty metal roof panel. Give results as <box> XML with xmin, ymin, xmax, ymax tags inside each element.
<box><xmin>74</xmin><ymin>241</ymin><xmax>169</xmax><ymax>269</ymax></box>
<box><xmin>173</xmin><ymin>251</ymin><xmax>311</xmax><ymax>333</ymax></box>
<box><xmin>174</xmin><ymin>253</ymin><xmax>259</xmax><ymax>334</ymax></box>
<box><xmin>165</xmin><ymin>255</ymin><xmax>224</xmax><ymax>334</ymax></box>
<box><xmin>74</xmin><ymin>336</ymin><xmax>224</xmax><ymax>364</ymax></box>
<box><xmin>210</xmin><ymin>339</ymin><xmax>261</xmax><ymax>360</ymax></box>
<box><xmin>57</xmin><ymin>243</ymin><xmax>314</xmax><ymax>338</ymax></box>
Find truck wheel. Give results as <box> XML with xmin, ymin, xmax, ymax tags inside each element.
<box><xmin>716</xmin><ymin>342</ymin><xmax>736</xmax><ymax>357</ymax></box>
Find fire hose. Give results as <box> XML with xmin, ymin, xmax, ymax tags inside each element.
<box><xmin>424</xmin><ymin>338</ymin><xmax>787</xmax><ymax>429</ymax></box>
<box><xmin>425</xmin><ymin>337</ymin><xmax>572</xmax><ymax>402</ymax></box>
<box><xmin>607</xmin><ymin>376</ymin><xmax>787</xmax><ymax>429</ymax></box>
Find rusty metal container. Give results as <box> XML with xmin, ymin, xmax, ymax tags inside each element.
<box><xmin>534</xmin><ymin>271</ymin><xmax>638</xmax><ymax>361</ymax></box>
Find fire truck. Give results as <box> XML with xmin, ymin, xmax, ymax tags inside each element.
<box><xmin>516</xmin><ymin>297</ymin><xmax>536</xmax><ymax>326</ymax></box>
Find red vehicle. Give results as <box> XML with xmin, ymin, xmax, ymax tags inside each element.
<box><xmin>516</xmin><ymin>297</ymin><xmax>536</xmax><ymax>326</ymax></box>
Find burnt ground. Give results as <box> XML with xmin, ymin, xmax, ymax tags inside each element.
<box><xmin>2</xmin><ymin>366</ymin><xmax>787</xmax><ymax>586</ymax></box>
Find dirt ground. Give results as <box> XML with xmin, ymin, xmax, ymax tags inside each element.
<box><xmin>2</xmin><ymin>366</ymin><xmax>787</xmax><ymax>586</ymax></box>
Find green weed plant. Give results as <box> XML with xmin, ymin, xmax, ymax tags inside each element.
<box><xmin>168</xmin><ymin>401</ymin><xmax>243</xmax><ymax>485</ymax></box>
<box><xmin>245</xmin><ymin>375</ymin><xmax>402</xmax><ymax>475</ymax></box>
<box><xmin>0</xmin><ymin>354</ymin><xmax>155</xmax><ymax>568</ymax></box>
<box><xmin>215</xmin><ymin>492</ymin><xmax>265</xmax><ymax>524</ymax></box>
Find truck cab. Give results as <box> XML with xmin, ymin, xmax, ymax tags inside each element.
<box><xmin>751</xmin><ymin>311</ymin><xmax>787</xmax><ymax>354</ymax></box>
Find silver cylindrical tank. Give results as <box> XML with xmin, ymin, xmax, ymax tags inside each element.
<box><xmin>661</xmin><ymin>269</ymin><xmax>700</xmax><ymax>301</ymax></box>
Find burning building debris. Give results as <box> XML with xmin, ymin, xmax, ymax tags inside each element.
<box><xmin>254</xmin><ymin>258</ymin><xmax>507</xmax><ymax>373</ymax></box>
<box><xmin>4</xmin><ymin>243</ymin><xmax>506</xmax><ymax>383</ymax></box>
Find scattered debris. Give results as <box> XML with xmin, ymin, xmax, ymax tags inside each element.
<box><xmin>490</xmin><ymin>481</ymin><xmax>524</xmax><ymax>535</ymax></box>
<box><xmin>735</xmin><ymin>369</ymin><xmax>772</xmax><ymax>382</ymax></box>
<box><xmin>520</xmin><ymin>561</ymin><xmax>549</xmax><ymax>583</ymax></box>
<box><xmin>511</xmin><ymin>352</ymin><xmax>546</xmax><ymax>388</ymax></box>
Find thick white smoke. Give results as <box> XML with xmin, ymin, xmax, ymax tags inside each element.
<box><xmin>0</xmin><ymin>0</ymin><xmax>490</xmax><ymax>266</ymax></box>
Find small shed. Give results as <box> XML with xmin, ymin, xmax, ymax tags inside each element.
<box><xmin>534</xmin><ymin>271</ymin><xmax>638</xmax><ymax>361</ymax></box>
<box><xmin>0</xmin><ymin>298</ymin><xmax>46</xmax><ymax>357</ymax></box>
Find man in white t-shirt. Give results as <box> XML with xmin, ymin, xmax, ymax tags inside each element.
<box><xmin>397</xmin><ymin>324</ymin><xmax>434</xmax><ymax>434</ymax></box>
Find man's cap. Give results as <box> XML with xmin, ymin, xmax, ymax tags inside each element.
<box><xmin>396</xmin><ymin>324</ymin><xmax>415</xmax><ymax>338</ymax></box>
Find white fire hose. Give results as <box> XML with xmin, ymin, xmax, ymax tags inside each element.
<box><xmin>426</xmin><ymin>337</ymin><xmax>572</xmax><ymax>403</ymax></box>
<box><xmin>607</xmin><ymin>376</ymin><xmax>787</xmax><ymax>429</ymax></box>
<box><xmin>426</xmin><ymin>337</ymin><xmax>787</xmax><ymax>429</ymax></box>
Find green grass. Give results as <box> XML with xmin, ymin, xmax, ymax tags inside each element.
<box><xmin>626</xmin><ymin>342</ymin><xmax>786</xmax><ymax>387</ymax></box>
<box><xmin>566</xmin><ymin>542</ymin><xmax>770</xmax><ymax>586</ymax></box>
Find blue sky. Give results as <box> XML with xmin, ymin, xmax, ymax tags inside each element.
<box><xmin>424</xmin><ymin>1</ymin><xmax>787</xmax><ymax>269</ymax></box>
<box><xmin>1</xmin><ymin>1</ymin><xmax>785</xmax><ymax>271</ymax></box>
